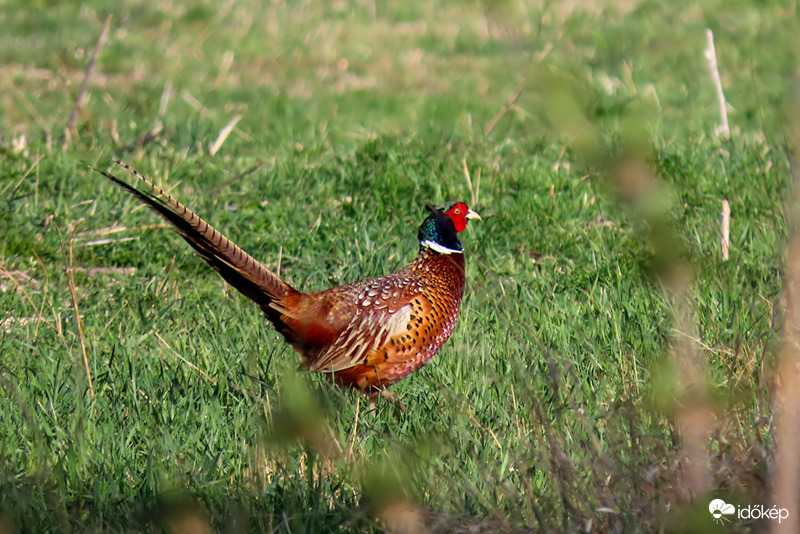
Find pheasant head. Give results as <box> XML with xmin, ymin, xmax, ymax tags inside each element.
<box><xmin>418</xmin><ymin>202</ymin><xmax>481</xmax><ymax>254</ymax></box>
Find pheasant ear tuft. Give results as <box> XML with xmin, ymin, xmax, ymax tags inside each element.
<box><xmin>425</xmin><ymin>203</ymin><xmax>439</xmax><ymax>215</ymax></box>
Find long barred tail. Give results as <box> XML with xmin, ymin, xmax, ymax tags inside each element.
<box><xmin>97</xmin><ymin>160</ymin><xmax>296</xmax><ymax>308</ymax></box>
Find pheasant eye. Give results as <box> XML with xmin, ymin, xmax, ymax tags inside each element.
<box><xmin>454</xmin><ymin>208</ymin><xmax>461</xmax><ymax>215</ymax></box>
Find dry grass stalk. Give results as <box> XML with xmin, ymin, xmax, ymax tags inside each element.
<box><xmin>159</xmin><ymin>81</ymin><xmax>174</xmax><ymax>116</ymax></box>
<box><xmin>461</xmin><ymin>158</ymin><xmax>479</xmax><ymax>207</ymax></box>
<box><xmin>345</xmin><ymin>396</ymin><xmax>361</xmax><ymax>465</ymax></box>
<box><xmin>76</xmin><ymin>222</ymin><xmax>170</xmax><ymax>239</ymax></box>
<box><xmin>65</xmin><ymin>238</ymin><xmax>95</xmax><ymax>399</ymax></box>
<box><xmin>81</xmin><ymin>236</ymin><xmax>139</xmax><ymax>247</ymax></box>
<box><xmin>209</xmin><ymin>114</ymin><xmax>243</xmax><ymax>155</ymax></box>
<box><xmin>69</xmin><ymin>266</ymin><xmax>137</xmax><ymax>276</ymax></box>
<box><xmin>153</xmin><ymin>331</ymin><xmax>217</xmax><ymax>385</ymax></box>
<box><xmin>1</xmin><ymin>316</ymin><xmax>45</xmax><ymax>332</ymax></box>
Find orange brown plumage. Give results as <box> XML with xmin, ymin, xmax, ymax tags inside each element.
<box><xmin>96</xmin><ymin>160</ymin><xmax>480</xmax><ymax>394</ymax></box>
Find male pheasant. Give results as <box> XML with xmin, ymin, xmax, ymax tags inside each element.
<box><xmin>97</xmin><ymin>161</ymin><xmax>480</xmax><ymax>395</ymax></box>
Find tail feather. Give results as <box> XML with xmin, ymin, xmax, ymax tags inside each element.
<box><xmin>97</xmin><ymin>160</ymin><xmax>296</xmax><ymax>308</ymax></box>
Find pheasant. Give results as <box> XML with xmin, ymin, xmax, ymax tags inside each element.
<box><xmin>96</xmin><ymin>161</ymin><xmax>480</xmax><ymax>397</ymax></box>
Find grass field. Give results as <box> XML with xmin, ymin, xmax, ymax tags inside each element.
<box><xmin>1</xmin><ymin>0</ymin><xmax>798</xmax><ymax>531</ymax></box>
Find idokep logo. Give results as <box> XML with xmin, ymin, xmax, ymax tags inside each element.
<box><xmin>708</xmin><ymin>499</ymin><xmax>790</xmax><ymax>525</ymax></box>
<box><xmin>709</xmin><ymin>499</ymin><xmax>735</xmax><ymax>525</ymax></box>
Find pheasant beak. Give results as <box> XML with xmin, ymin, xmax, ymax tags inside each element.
<box><xmin>465</xmin><ymin>209</ymin><xmax>482</xmax><ymax>221</ymax></box>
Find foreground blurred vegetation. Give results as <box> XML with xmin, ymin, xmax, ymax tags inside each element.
<box><xmin>1</xmin><ymin>0</ymin><xmax>797</xmax><ymax>531</ymax></box>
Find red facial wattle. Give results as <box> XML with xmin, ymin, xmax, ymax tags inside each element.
<box><xmin>444</xmin><ymin>203</ymin><xmax>470</xmax><ymax>232</ymax></box>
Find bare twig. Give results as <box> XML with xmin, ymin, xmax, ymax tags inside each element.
<box><xmin>704</xmin><ymin>29</ymin><xmax>730</xmax><ymax>138</ymax></box>
<box><xmin>209</xmin><ymin>114</ymin><xmax>243</xmax><ymax>155</ymax></box>
<box><xmin>720</xmin><ymin>200</ymin><xmax>730</xmax><ymax>260</ymax></box>
<box><xmin>484</xmin><ymin>86</ymin><xmax>523</xmax><ymax>136</ymax></box>
<box><xmin>66</xmin><ymin>15</ymin><xmax>112</xmax><ymax>139</ymax></box>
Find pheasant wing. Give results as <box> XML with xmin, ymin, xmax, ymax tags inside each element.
<box><xmin>306</xmin><ymin>276</ymin><xmax>423</xmax><ymax>373</ymax></box>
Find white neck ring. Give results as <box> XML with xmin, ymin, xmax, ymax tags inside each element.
<box><xmin>421</xmin><ymin>240</ymin><xmax>462</xmax><ymax>255</ymax></box>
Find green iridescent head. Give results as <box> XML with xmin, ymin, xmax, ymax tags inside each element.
<box><xmin>418</xmin><ymin>202</ymin><xmax>481</xmax><ymax>254</ymax></box>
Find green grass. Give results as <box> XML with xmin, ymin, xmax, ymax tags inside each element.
<box><xmin>1</xmin><ymin>0</ymin><xmax>797</xmax><ymax>531</ymax></box>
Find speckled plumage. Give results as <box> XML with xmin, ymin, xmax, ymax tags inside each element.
<box><xmin>97</xmin><ymin>161</ymin><xmax>479</xmax><ymax>392</ymax></box>
<box><xmin>301</xmin><ymin>248</ymin><xmax>466</xmax><ymax>389</ymax></box>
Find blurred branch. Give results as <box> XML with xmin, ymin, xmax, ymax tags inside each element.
<box><xmin>615</xmin><ymin>155</ymin><xmax>711</xmax><ymax>499</ymax></box>
<box><xmin>528</xmin><ymin>66</ymin><xmax>714</xmax><ymax>502</ymax></box>
<box><xmin>771</xmin><ymin>115</ymin><xmax>800</xmax><ymax>534</ymax></box>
